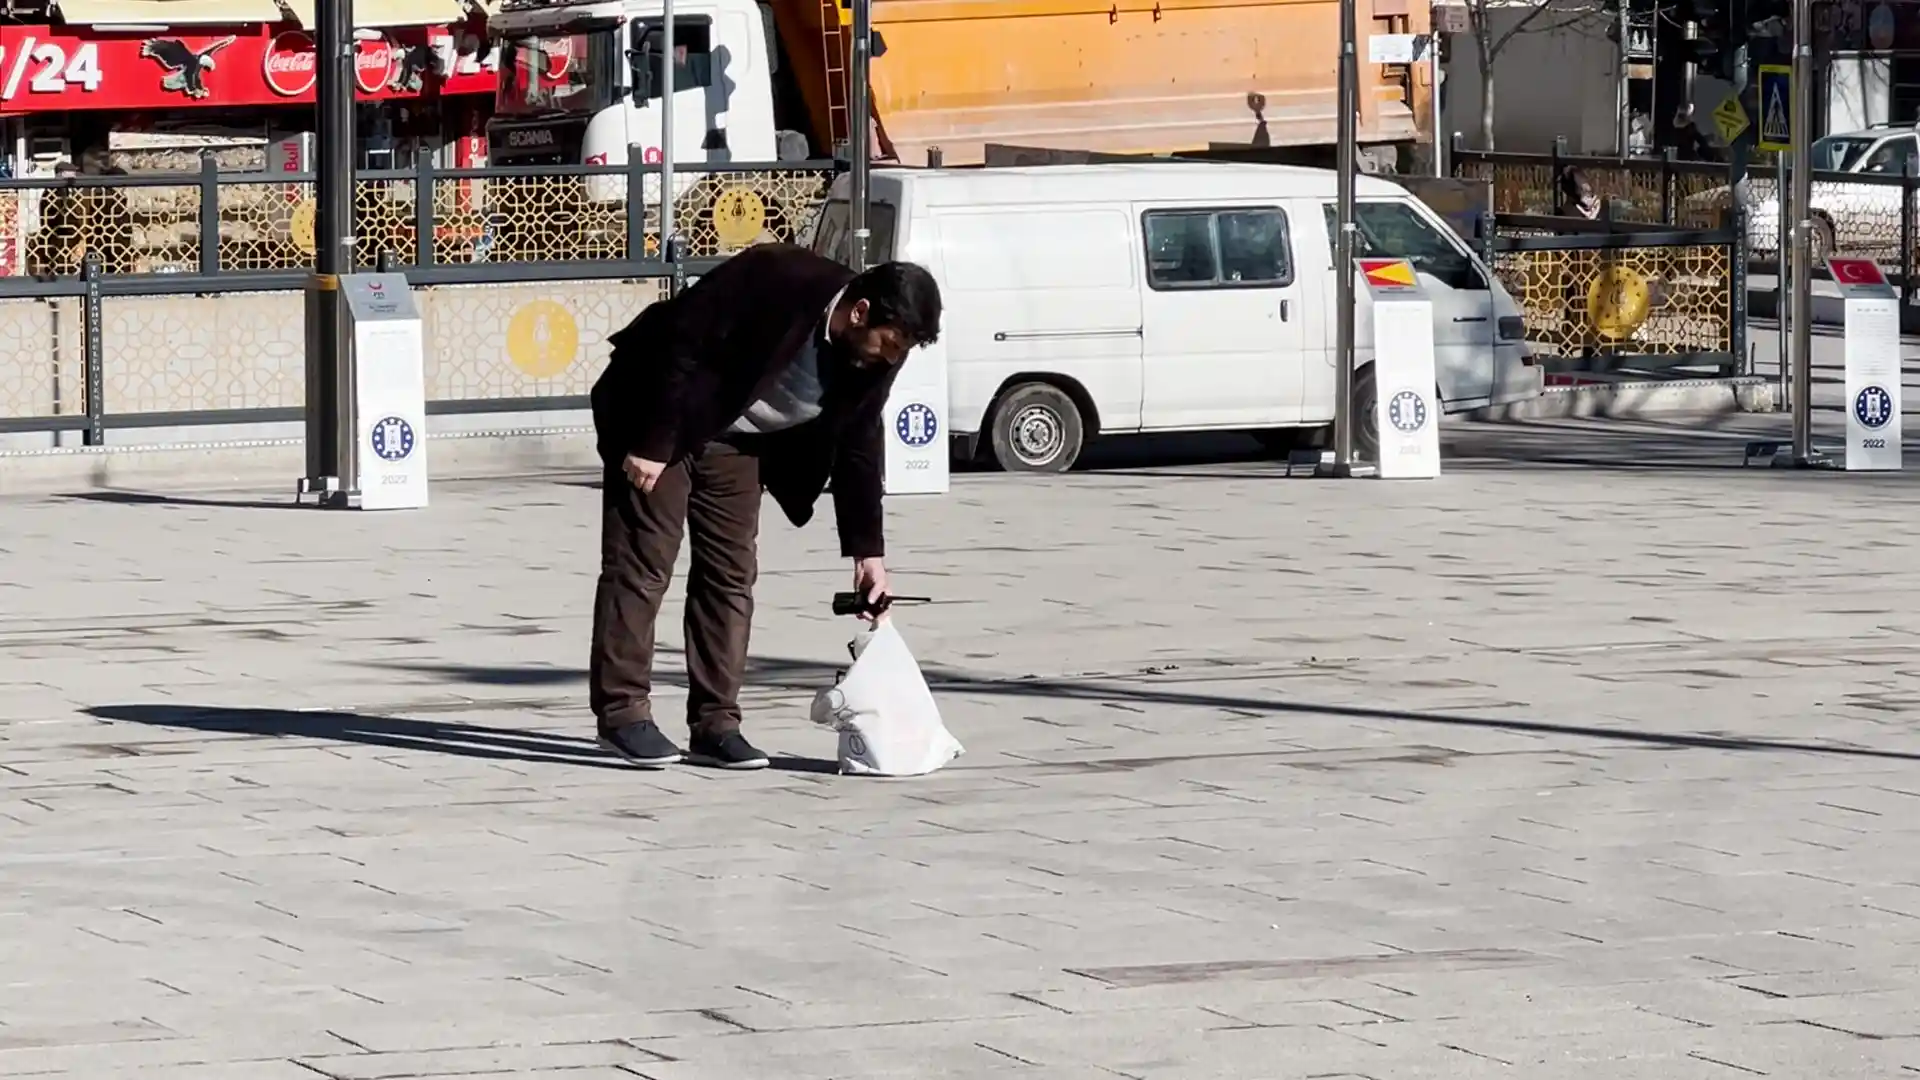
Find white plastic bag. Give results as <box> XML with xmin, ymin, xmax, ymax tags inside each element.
<box><xmin>809</xmin><ymin>619</ymin><xmax>963</xmax><ymax>776</ymax></box>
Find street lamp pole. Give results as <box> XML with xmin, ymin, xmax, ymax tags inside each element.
<box><xmin>1329</xmin><ymin>0</ymin><xmax>1358</xmax><ymax>475</ymax></box>
<box><xmin>1788</xmin><ymin>0</ymin><xmax>1813</xmax><ymax>463</ymax></box>
<box><xmin>848</xmin><ymin>0</ymin><xmax>873</xmax><ymax>272</ymax></box>
<box><xmin>660</xmin><ymin>0</ymin><xmax>681</xmax><ymax>294</ymax></box>
<box><xmin>302</xmin><ymin>0</ymin><xmax>356</xmax><ymax>505</ymax></box>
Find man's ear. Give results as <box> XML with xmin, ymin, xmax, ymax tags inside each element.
<box><xmin>848</xmin><ymin>298</ymin><xmax>871</xmax><ymax>328</ymax></box>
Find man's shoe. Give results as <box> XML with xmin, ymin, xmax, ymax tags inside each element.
<box><xmin>686</xmin><ymin>730</ymin><xmax>771</xmax><ymax>770</ymax></box>
<box><xmin>598</xmin><ymin>721</ymin><xmax>683</xmax><ymax>768</ymax></box>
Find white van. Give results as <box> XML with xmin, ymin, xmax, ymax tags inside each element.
<box><xmin>810</xmin><ymin>162</ymin><xmax>1543</xmax><ymax>471</ymax></box>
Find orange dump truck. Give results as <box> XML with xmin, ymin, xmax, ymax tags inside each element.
<box><xmin>779</xmin><ymin>0</ymin><xmax>1432</xmax><ymax>165</ymax></box>
<box><xmin>488</xmin><ymin>0</ymin><xmax>1431</xmax><ymax>172</ymax></box>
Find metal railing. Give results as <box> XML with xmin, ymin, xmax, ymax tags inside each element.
<box><xmin>1480</xmin><ymin>212</ymin><xmax>1743</xmax><ymax>378</ymax></box>
<box><xmin>1451</xmin><ymin>136</ymin><xmax>1920</xmax><ymax>309</ymax></box>
<box><xmin>0</xmin><ymin>157</ymin><xmax>839</xmax><ymax>293</ymax></box>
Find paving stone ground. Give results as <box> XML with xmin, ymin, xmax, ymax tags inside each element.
<box><xmin>4</xmin><ymin>422</ymin><xmax>1920</xmax><ymax>1080</ymax></box>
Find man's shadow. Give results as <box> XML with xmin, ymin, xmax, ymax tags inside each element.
<box><xmin>84</xmin><ymin>703</ymin><xmax>839</xmax><ymax>774</ymax></box>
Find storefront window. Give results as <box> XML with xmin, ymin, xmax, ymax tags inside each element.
<box><xmin>495</xmin><ymin>27</ymin><xmax>619</xmax><ymax>117</ymax></box>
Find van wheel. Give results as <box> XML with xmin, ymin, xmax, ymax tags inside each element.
<box><xmin>988</xmin><ymin>383</ymin><xmax>1084</xmax><ymax>473</ymax></box>
<box><xmin>1353</xmin><ymin>365</ymin><xmax>1380</xmax><ymax>461</ymax></box>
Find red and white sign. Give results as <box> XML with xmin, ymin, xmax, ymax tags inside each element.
<box><xmin>0</xmin><ymin>23</ymin><xmax>498</xmax><ymax>113</ymax></box>
<box><xmin>263</xmin><ymin>30</ymin><xmax>316</xmax><ymax>97</ymax></box>
<box><xmin>1828</xmin><ymin>257</ymin><xmax>1890</xmax><ymax>290</ymax></box>
<box><xmin>355</xmin><ymin>33</ymin><xmax>396</xmax><ymax>94</ymax></box>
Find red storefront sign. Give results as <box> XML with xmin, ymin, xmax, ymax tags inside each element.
<box><xmin>0</xmin><ymin>23</ymin><xmax>498</xmax><ymax>113</ymax></box>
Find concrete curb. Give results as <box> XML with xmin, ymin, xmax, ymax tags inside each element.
<box><xmin>1465</xmin><ymin>377</ymin><xmax>1777</xmax><ymax>422</ymax></box>
<box><xmin>0</xmin><ymin>426</ymin><xmax>599</xmax><ymax>497</ymax></box>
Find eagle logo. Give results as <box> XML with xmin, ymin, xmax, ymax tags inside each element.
<box><xmin>389</xmin><ymin>43</ymin><xmax>442</xmax><ymax>94</ymax></box>
<box><xmin>139</xmin><ymin>36</ymin><xmax>237</xmax><ymax>99</ymax></box>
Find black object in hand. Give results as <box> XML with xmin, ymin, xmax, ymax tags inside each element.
<box><xmin>832</xmin><ymin>592</ymin><xmax>932</xmax><ymax>617</ymax></box>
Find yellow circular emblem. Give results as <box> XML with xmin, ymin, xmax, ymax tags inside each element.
<box><xmin>289</xmin><ymin>199</ymin><xmax>317</xmax><ymax>256</ymax></box>
<box><xmin>505</xmin><ymin>300</ymin><xmax>579</xmax><ymax>378</ymax></box>
<box><xmin>1586</xmin><ymin>265</ymin><xmax>1652</xmax><ymax>340</ymax></box>
<box><xmin>710</xmin><ymin>187</ymin><xmax>768</xmax><ymax>249</ymax></box>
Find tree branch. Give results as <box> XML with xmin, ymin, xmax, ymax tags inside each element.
<box><xmin>1489</xmin><ymin>1</ymin><xmax>1604</xmax><ymax>60</ymax></box>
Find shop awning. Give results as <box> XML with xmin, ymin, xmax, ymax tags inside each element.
<box><xmin>53</xmin><ymin>0</ymin><xmax>285</xmax><ymax>25</ymax></box>
<box><xmin>282</xmin><ymin>0</ymin><xmax>471</xmax><ymax>29</ymax></box>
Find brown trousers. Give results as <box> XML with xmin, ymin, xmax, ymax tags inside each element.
<box><xmin>590</xmin><ymin>441</ymin><xmax>761</xmax><ymax>735</ymax></box>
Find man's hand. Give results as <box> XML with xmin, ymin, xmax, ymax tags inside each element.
<box><xmin>852</xmin><ymin>557</ymin><xmax>889</xmax><ymax>621</ymax></box>
<box><xmin>622</xmin><ymin>454</ymin><xmax>666</xmax><ymax>493</ymax></box>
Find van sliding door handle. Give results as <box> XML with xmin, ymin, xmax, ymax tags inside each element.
<box><xmin>1452</xmin><ymin>316</ymin><xmax>1488</xmax><ymax>323</ymax></box>
<box><xmin>1279</xmin><ymin>299</ymin><xmax>1290</xmax><ymax>321</ymax></box>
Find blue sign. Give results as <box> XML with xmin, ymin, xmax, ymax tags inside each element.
<box><xmin>1758</xmin><ymin>65</ymin><xmax>1792</xmax><ymax>151</ymax></box>
<box><xmin>894</xmin><ymin>402</ymin><xmax>938</xmax><ymax>448</ymax></box>
<box><xmin>1855</xmin><ymin>386</ymin><xmax>1895</xmax><ymax>430</ymax></box>
<box><xmin>369</xmin><ymin>416</ymin><xmax>416</xmax><ymax>461</ymax></box>
<box><xmin>1387</xmin><ymin>390</ymin><xmax>1429</xmax><ymax>433</ymax></box>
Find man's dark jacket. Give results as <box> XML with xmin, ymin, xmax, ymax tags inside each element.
<box><xmin>590</xmin><ymin>244</ymin><xmax>899</xmax><ymax>559</ymax></box>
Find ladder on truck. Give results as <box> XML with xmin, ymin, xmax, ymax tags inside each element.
<box><xmin>819</xmin><ymin>0</ymin><xmax>852</xmax><ymax>154</ymax></box>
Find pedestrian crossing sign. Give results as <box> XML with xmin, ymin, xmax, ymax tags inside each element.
<box><xmin>1758</xmin><ymin>64</ymin><xmax>1792</xmax><ymax>152</ymax></box>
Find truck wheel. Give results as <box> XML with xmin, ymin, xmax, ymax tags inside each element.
<box><xmin>1353</xmin><ymin>365</ymin><xmax>1380</xmax><ymax>461</ymax></box>
<box><xmin>988</xmin><ymin>383</ymin><xmax>1084</xmax><ymax>473</ymax></box>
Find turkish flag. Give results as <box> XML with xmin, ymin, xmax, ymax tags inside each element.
<box><xmin>1829</xmin><ymin>258</ymin><xmax>1886</xmax><ymax>287</ymax></box>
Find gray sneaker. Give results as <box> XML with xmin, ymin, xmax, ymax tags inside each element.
<box><xmin>685</xmin><ymin>730</ymin><xmax>770</xmax><ymax>770</ymax></box>
<box><xmin>598</xmin><ymin>721</ymin><xmax>683</xmax><ymax>768</ymax></box>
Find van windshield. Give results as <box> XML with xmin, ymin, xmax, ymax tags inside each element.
<box><xmin>1322</xmin><ymin>201</ymin><xmax>1485</xmax><ymax>291</ymax></box>
<box><xmin>810</xmin><ymin>199</ymin><xmax>897</xmax><ymax>264</ymax></box>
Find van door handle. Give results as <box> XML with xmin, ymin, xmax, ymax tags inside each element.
<box><xmin>1279</xmin><ymin>299</ymin><xmax>1290</xmax><ymax>321</ymax></box>
<box><xmin>1452</xmin><ymin>316</ymin><xmax>1488</xmax><ymax>323</ymax></box>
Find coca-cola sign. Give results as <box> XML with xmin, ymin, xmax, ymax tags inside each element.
<box><xmin>356</xmin><ymin>34</ymin><xmax>397</xmax><ymax>93</ymax></box>
<box><xmin>263</xmin><ymin>30</ymin><xmax>317</xmax><ymax>97</ymax></box>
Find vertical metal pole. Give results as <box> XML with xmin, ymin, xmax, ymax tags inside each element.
<box><xmin>848</xmin><ymin>0</ymin><xmax>873</xmax><ymax>271</ymax></box>
<box><xmin>304</xmin><ymin>0</ymin><xmax>355</xmax><ymax>503</ymax></box>
<box><xmin>660</xmin><ymin>0</ymin><xmax>680</xmax><ymax>293</ymax></box>
<box><xmin>1776</xmin><ymin>149</ymin><xmax>1790</xmax><ymax>406</ymax></box>
<box><xmin>1789</xmin><ymin>0</ymin><xmax>1813</xmax><ymax>462</ymax></box>
<box><xmin>1616</xmin><ymin>2</ymin><xmax>1631</xmax><ymax>154</ymax></box>
<box><xmin>1430</xmin><ymin>32</ymin><xmax>1443</xmax><ymax>178</ymax></box>
<box><xmin>1330</xmin><ymin>0</ymin><xmax>1357</xmax><ymax>473</ymax></box>
<box><xmin>82</xmin><ymin>252</ymin><xmax>103</xmax><ymax>447</ymax></box>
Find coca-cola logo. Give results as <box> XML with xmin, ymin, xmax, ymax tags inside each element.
<box><xmin>263</xmin><ymin>31</ymin><xmax>317</xmax><ymax>97</ymax></box>
<box><xmin>505</xmin><ymin>128</ymin><xmax>555</xmax><ymax>148</ymax></box>
<box><xmin>356</xmin><ymin>34</ymin><xmax>396</xmax><ymax>94</ymax></box>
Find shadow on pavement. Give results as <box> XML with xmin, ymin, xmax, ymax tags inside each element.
<box><xmin>58</xmin><ymin>490</ymin><xmax>306</xmax><ymax>510</ymax></box>
<box><xmin>84</xmin><ymin>702</ymin><xmax>841</xmax><ymax>775</ymax></box>
<box><xmin>388</xmin><ymin>656</ymin><xmax>1920</xmax><ymax>766</ymax></box>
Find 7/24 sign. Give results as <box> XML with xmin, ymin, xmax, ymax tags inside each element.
<box><xmin>0</xmin><ymin>38</ymin><xmax>104</xmax><ymax>101</ymax></box>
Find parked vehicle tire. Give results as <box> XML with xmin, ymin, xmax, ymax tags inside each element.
<box><xmin>988</xmin><ymin>382</ymin><xmax>1084</xmax><ymax>473</ymax></box>
<box><xmin>1811</xmin><ymin>214</ymin><xmax>1837</xmax><ymax>261</ymax></box>
<box><xmin>1353</xmin><ymin>364</ymin><xmax>1381</xmax><ymax>462</ymax></box>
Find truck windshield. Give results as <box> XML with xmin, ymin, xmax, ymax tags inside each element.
<box><xmin>810</xmin><ymin>200</ymin><xmax>897</xmax><ymax>263</ymax></box>
<box><xmin>495</xmin><ymin>27</ymin><xmax>619</xmax><ymax>117</ymax></box>
<box><xmin>1323</xmin><ymin>201</ymin><xmax>1485</xmax><ymax>291</ymax></box>
<box><xmin>1811</xmin><ymin>135</ymin><xmax>1876</xmax><ymax>172</ymax></box>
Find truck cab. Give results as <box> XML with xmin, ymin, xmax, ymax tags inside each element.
<box><xmin>486</xmin><ymin>0</ymin><xmax>782</xmax><ymax>170</ymax></box>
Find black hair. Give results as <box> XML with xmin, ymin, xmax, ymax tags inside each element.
<box><xmin>843</xmin><ymin>261</ymin><xmax>942</xmax><ymax>346</ymax></box>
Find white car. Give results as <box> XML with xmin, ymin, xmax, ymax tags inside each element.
<box><xmin>1694</xmin><ymin>123</ymin><xmax>1917</xmax><ymax>258</ymax></box>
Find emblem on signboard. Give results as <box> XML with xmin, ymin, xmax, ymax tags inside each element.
<box><xmin>1387</xmin><ymin>390</ymin><xmax>1429</xmax><ymax>433</ymax></box>
<box><xmin>506</xmin><ymin>300</ymin><xmax>579</xmax><ymax>377</ymax></box>
<box><xmin>370</xmin><ymin>416</ymin><xmax>416</xmax><ymax>462</ymax></box>
<box><xmin>140</xmin><ymin>36</ymin><xmax>237</xmax><ymax>100</ymax></box>
<box><xmin>710</xmin><ymin>188</ymin><xmax>770</xmax><ymax>250</ymax></box>
<box><xmin>1586</xmin><ymin>264</ymin><xmax>1651</xmax><ymax>340</ymax></box>
<box><xmin>895</xmin><ymin>403</ymin><xmax>938</xmax><ymax>447</ymax></box>
<box><xmin>1855</xmin><ymin>386</ymin><xmax>1894</xmax><ymax>430</ymax></box>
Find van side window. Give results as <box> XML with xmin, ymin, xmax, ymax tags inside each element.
<box><xmin>1322</xmin><ymin>201</ymin><xmax>1486</xmax><ymax>290</ymax></box>
<box><xmin>1142</xmin><ymin>208</ymin><xmax>1293</xmax><ymax>290</ymax></box>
